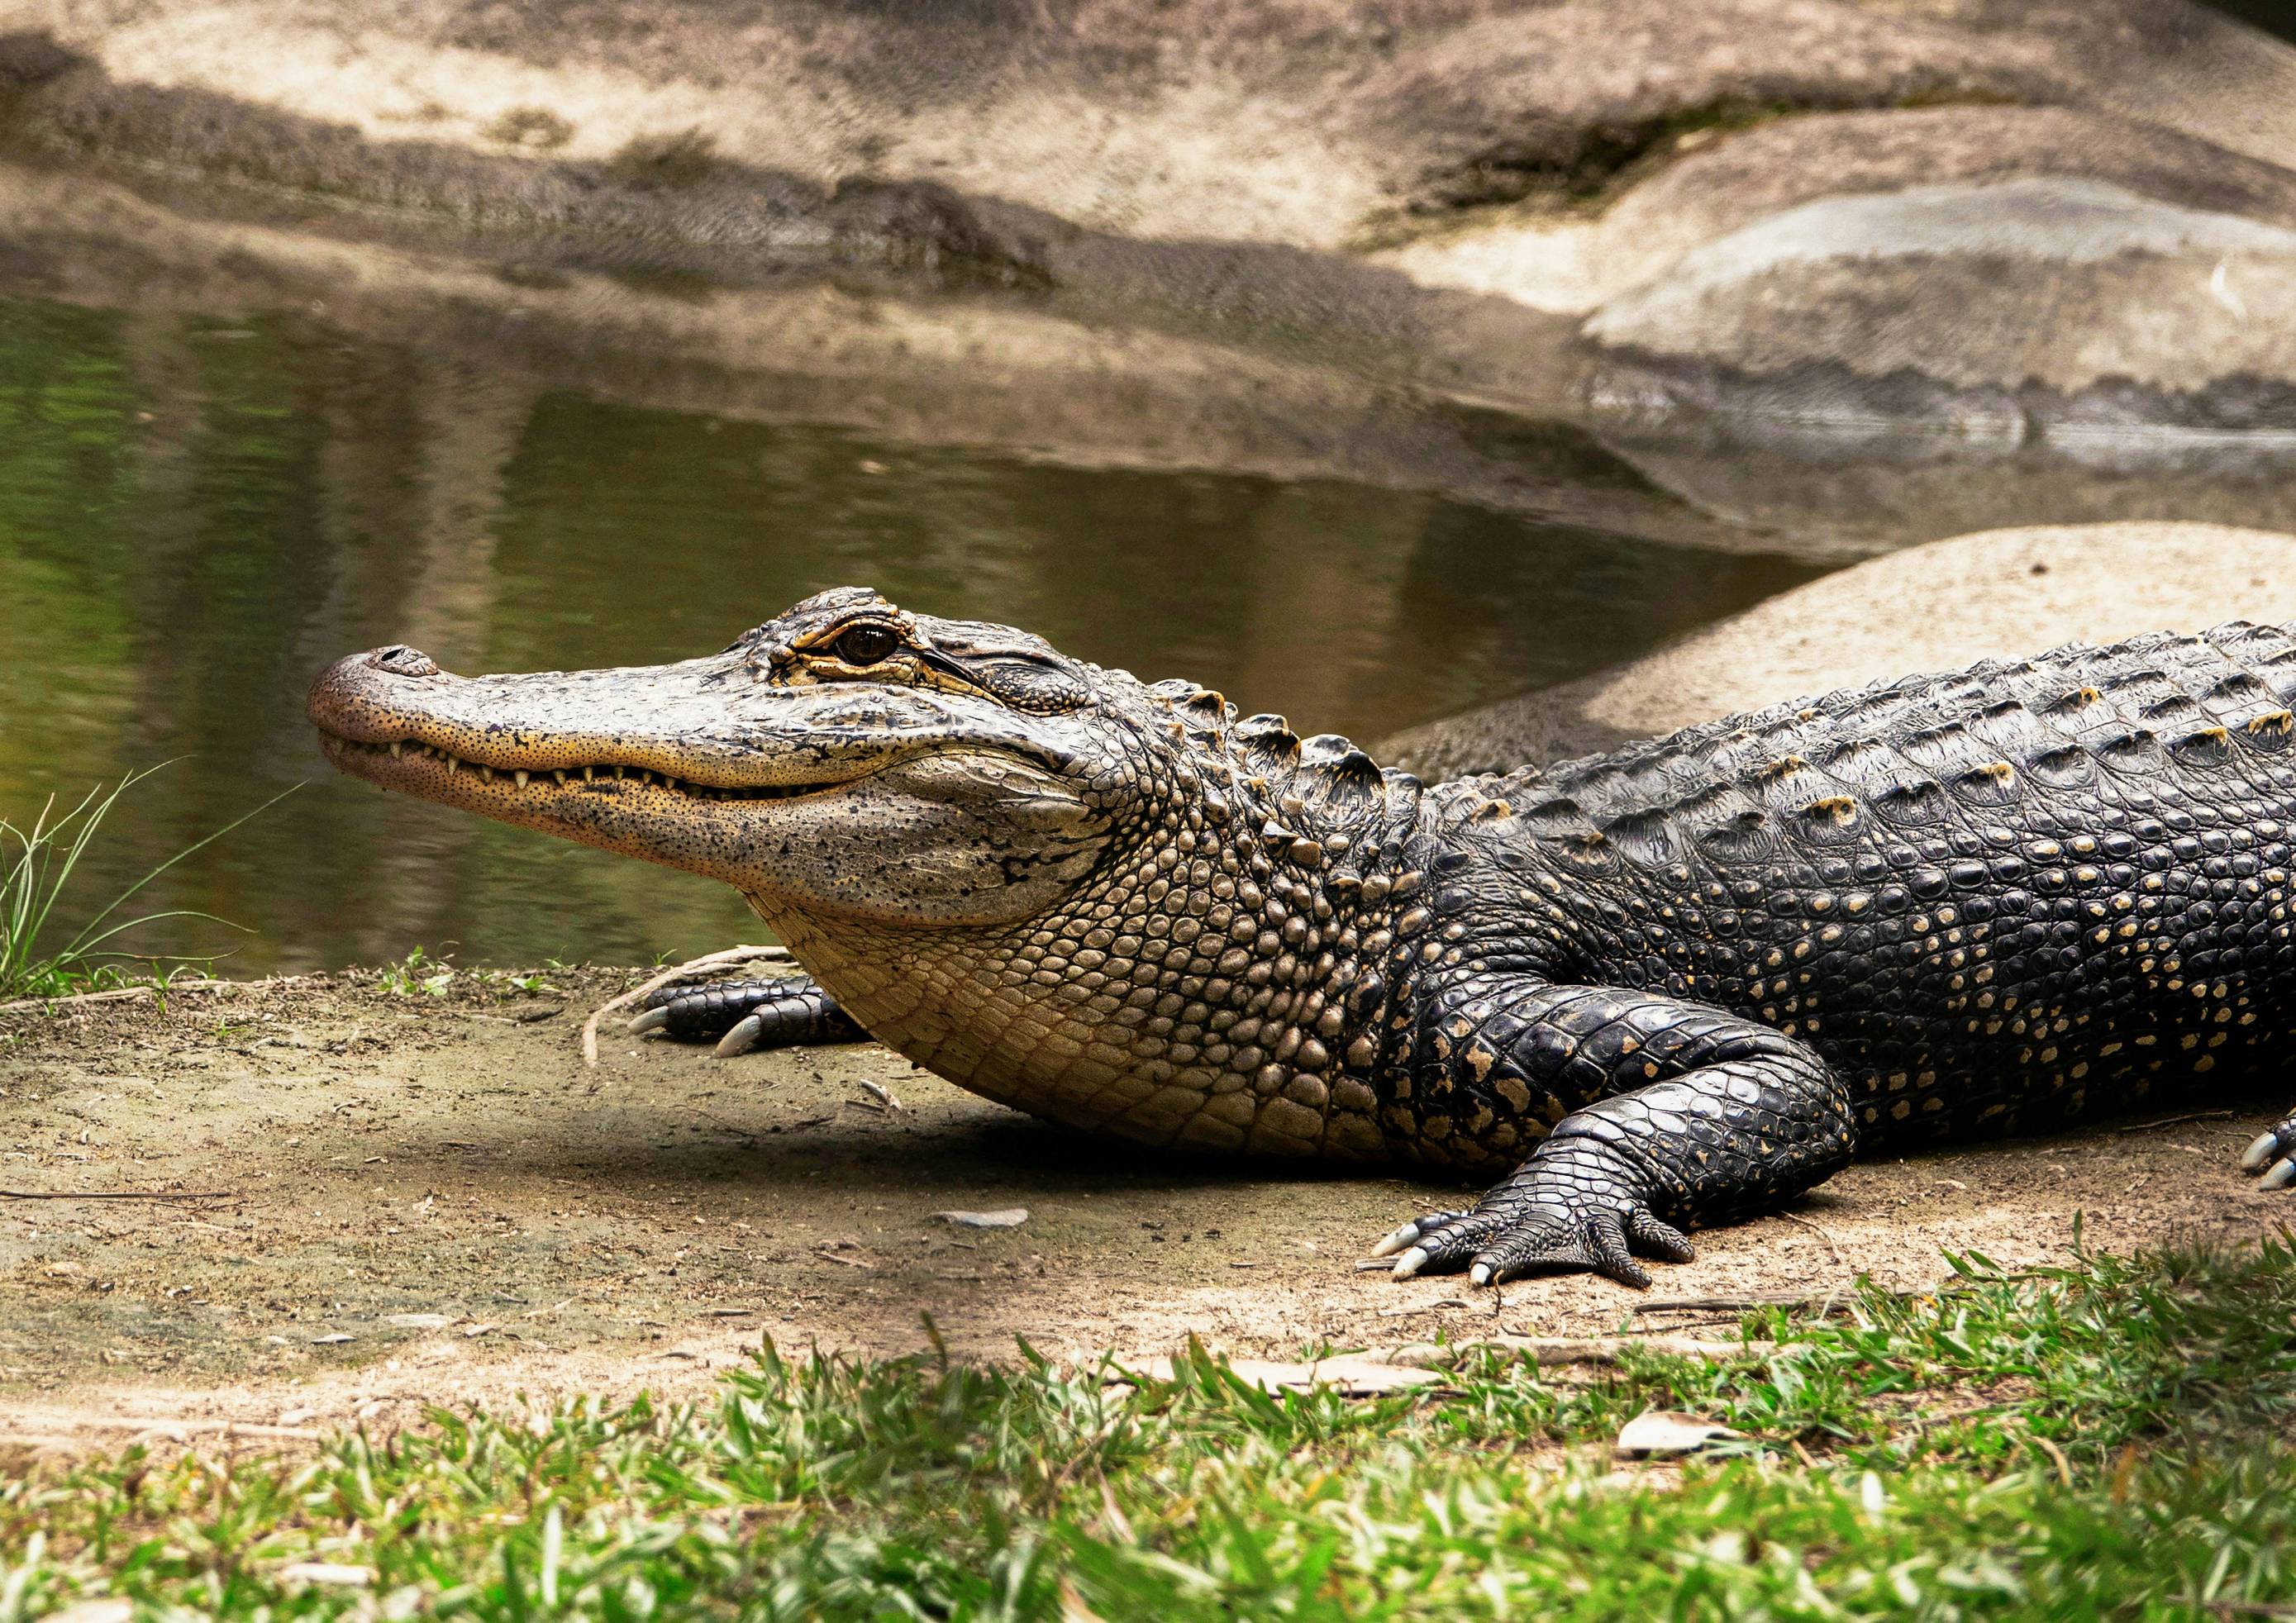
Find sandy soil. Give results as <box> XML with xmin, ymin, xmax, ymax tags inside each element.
<box><xmin>0</xmin><ymin>969</ymin><xmax>2284</xmax><ymax>1449</ymax></box>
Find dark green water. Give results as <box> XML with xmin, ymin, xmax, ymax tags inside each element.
<box><xmin>0</xmin><ymin>294</ymin><xmax>1823</xmax><ymax>972</ymax></box>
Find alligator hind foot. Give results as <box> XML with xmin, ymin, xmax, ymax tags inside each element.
<box><xmin>628</xmin><ymin>974</ymin><xmax>867</xmax><ymax>1056</ymax></box>
<box><xmin>2241</xmin><ymin>1115</ymin><xmax>2296</xmax><ymax>1190</ymax></box>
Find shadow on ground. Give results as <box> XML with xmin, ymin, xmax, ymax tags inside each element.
<box><xmin>0</xmin><ymin>970</ymin><xmax>2283</xmax><ymax>1441</ymax></box>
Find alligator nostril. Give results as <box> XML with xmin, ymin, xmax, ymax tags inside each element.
<box><xmin>370</xmin><ymin>645</ymin><xmax>441</xmax><ymax>678</ymax></box>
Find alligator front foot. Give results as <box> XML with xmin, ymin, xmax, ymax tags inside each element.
<box><xmin>1370</xmin><ymin>1137</ymin><xmax>1697</xmax><ymax>1290</ymax></box>
<box><xmin>2241</xmin><ymin>1114</ymin><xmax>2296</xmax><ymax>1191</ymax></box>
<box><xmin>628</xmin><ymin>974</ymin><xmax>866</xmax><ymax>1056</ymax></box>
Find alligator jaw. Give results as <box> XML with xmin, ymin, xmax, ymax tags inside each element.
<box><xmin>312</xmin><ymin>731</ymin><xmax>855</xmax><ymax>809</ymax></box>
<box><xmin>307</xmin><ymin>644</ymin><xmax>887</xmax><ymax>846</ymax></box>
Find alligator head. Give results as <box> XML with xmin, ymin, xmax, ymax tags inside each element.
<box><xmin>308</xmin><ymin>588</ymin><xmax>1142</xmax><ymax>929</ymax></box>
<box><xmin>310</xmin><ymin>587</ymin><xmax>1417</xmax><ymax>1153</ymax></box>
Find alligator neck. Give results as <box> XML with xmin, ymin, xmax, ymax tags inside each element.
<box><xmin>755</xmin><ymin>695</ymin><xmax>1435</xmax><ymax>1158</ymax></box>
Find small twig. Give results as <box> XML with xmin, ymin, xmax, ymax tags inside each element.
<box><xmin>1</xmin><ymin>1188</ymin><xmax>236</xmax><ymax>1202</ymax></box>
<box><xmin>2208</xmin><ymin>1603</ymin><xmax>2296</xmax><ymax>1619</ymax></box>
<box><xmin>0</xmin><ymin>978</ymin><xmax>237</xmax><ymax>1016</ymax></box>
<box><xmin>1775</xmin><ymin>1211</ymin><xmax>1846</xmax><ymax>1268</ymax></box>
<box><xmin>2116</xmin><ymin>1109</ymin><xmax>2237</xmax><ymax>1134</ymax></box>
<box><xmin>858</xmin><ymin>1078</ymin><xmax>905</xmax><ymax>1113</ymax></box>
<box><xmin>1635</xmin><ymin>1286</ymin><xmax>1879</xmax><ymax>1317</ymax></box>
<box><xmin>1385</xmin><ymin>1333</ymin><xmax>1775</xmax><ymax>1368</ymax></box>
<box><xmin>579</xmin><ymin>945</ymin><xmax>793</xmax><ymax>1065</ymax></box>
<box><xmin>2024</xmin><ymin>1429</ymin><xmax>2074</xmax><ymax>1488</ymax></box>
<box><xmin>0</xmin><ymin>1411</ymin><xmax>322</xmax><ymax>1441</ymax></box>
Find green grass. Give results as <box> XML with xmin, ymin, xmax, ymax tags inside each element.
<box><xmin>5</xmin><ymin>1235</ymin><xmax>2294</xmax><ymax>1618</ymax></box>
<box><xmin>0</xmin><ymin>766</ymin><xmax>295</xmax><ymax>1002</ymax></box>
<box><xmin>373</xmin><ymin>947</ymin><xmax>563</xmax><ymax>999</ymax></box>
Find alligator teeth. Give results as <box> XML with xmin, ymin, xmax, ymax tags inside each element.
<box><xmin>376</xmin><ymin>745</ymin><xmax>773</xmax><ymax>797</ymax></box>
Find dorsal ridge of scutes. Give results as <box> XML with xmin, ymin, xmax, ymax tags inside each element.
<box><xmin>1146</xmin><ymin>684</ymin><xmax>1415</xmax><ymax>840</ymax></box>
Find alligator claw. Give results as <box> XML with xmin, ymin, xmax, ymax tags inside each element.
<box><xmin>631</xmin><ymin>974</ymin><xmax>868</xmax><ymax>1054</ymax></box>
<box><xmin>1369</xmin><ymin>1211</ymin><xmax>1468</xmax><ymax>1259</ymax></box>
<box><xmin>713</xmin><ymin>1013</ymin><xmax>767</xmax><ymax>1058</ymax></box>
<box><xmin>1372</xmin><ymin>1210</ymin><xmax>1505</xmax><ymax>1281</ymax></box>
<box><xmin>2241</xmin><ymin>1118</ymin><xmax>2296</xmax><ymax>1190</ymax></box>
<box><xmin>1370</xmin><ymin>1141</ymin><xmax>1693</xmax><ymax>1290</ymax></box>
<box><xmin>1465</xmin><ymin>1207</ymin><xmax>1697</xmax><ymax>1290</ymax></box>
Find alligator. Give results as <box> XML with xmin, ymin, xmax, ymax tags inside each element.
<box><xmin>308</xmin><ymin>588</ymin><xmax>2296</xmax><ymax>1289</ymax></box>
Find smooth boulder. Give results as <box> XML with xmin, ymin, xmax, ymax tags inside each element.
<box><xmin>1378</xmin><ymin>522</ymin><xmax>2296</xmax><ymax>779</ymax></box>
<box><xmin>1582</xmin><ymin>175</ymin><xmax>2296</xmax><ymax>440</ymax></box>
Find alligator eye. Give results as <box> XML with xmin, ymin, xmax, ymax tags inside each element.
<box><xmin>829</xmin><ymin>624</ymin><xmax>900</xmax><ymax>666</ymax></box>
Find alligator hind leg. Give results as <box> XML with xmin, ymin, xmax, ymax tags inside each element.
<box><xmin>629</xmin><ymin>974</ymin><xmax>867</xmax><ymax>1056</ymax></box>
<box><xmin>1372</xmin><ymin>982</ymin><xmax>1857</xmax><ymax>1288</ymax></box>
<box><xmin>2241</xmin><ymin>1113</ymin><xmax>2296</xmax><ymax>1190</ymax></box>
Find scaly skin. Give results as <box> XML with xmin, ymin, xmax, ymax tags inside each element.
<box><xmin>308</xmin><ymin>590</ymin><xmax>2296</xmax><ymax>1290</ymax></box>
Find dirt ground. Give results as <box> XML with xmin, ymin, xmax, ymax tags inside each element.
<box><xmin>0</xmin><ymin>969</ymin><xmax>2285</xmax><ymax>1449</ymax></box>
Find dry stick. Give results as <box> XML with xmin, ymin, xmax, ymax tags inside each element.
<box><xmin>580</xmin><ymin>945</ymin><xmax>793</xmax><ymax>1065</ymax></box>
<box><xmin>1634</xmin><ymin>1290</ymin><xmax>1866</xmax><ymax>1316</ymax></box>
<box><xmin>2116</xmin><ymin>1108</ymin><xmax>2238</xmax><ymax>1134</ymax></box>
<box><xmin>1</xmin><ymin>1188</ymin><xmax>236</xmax><ymax>1202</ymax></box>
<box><xmin>0</xmin><ymin>1412</ymin><xmax>322</xmax><ymax>1441</ymax></box>
<box><xmin>1775</xmin><ymin>1210</ymin><xmax>1846</xmax><ymax>1269</ymax></box>
<box><xmin>1384</xmin><ymin>1333</ymin><xmax>1778</xmax><ymax>1368</ymax></box>
<box><xmin>0</xmin><ymin>978</ymin><xmax>240</xmax><ymax>1016</ymax></box>
<box><xmin>2024</xmin><ymin>1428</ymin><xmax>2074</xmax><ymax>1489</ymax></box>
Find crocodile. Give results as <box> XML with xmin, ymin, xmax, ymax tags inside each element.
<box><xmin>307</xmin><ymin>587</ymin><xmax>2296</xmax><ymax>1289</ymax></box>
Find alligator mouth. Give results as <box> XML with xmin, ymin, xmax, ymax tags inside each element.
<box><xmin>317</xmin><ymin>731</ymin><xmax>857</xmax><ymax>804</ymax></box>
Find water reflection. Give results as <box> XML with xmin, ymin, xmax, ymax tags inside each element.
<box><xmin>0</xmin><ymin>294</ymin><xmax>1822</xmax><ymax>970</ymax></box>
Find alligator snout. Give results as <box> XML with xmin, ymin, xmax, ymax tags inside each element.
<box><xmin>307</xmin><ymin>645</ymin><xmax>454</xmax><ymax>748</ymax></box>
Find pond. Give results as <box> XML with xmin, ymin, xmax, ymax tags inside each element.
<box><xmin>0</xmin><ymin>292</ymin><xmax>1827</xmax><ymax>973</ymax></box>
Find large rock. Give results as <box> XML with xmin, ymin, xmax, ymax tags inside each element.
<box><xmin>1582</xmin><ymin>174</ymin><xmax>2296</xmax><ymax>438</ymax></box>
<box><xmin>1390</xmin><ymin>104</ymin><xmax>2296</xmax><ymax>316</ymax></box>
<box><xmin>10</xmin><ymin>0</ymin><xmax>2296</xmax><ymax>449</ymax></box>
<box><xmin>1348</xmin><ymin>0</ymin><xmax>2065</xmax><ymax>213</ymax></box>
<box><xmin>1378</xmin><ymin>522</ymin><xmax>2296</xmax><ymax>779</ymax></box>
<box><xmin>12</xmin><ymin>0</ymin><xmax>2291</xmax><ymax>266</ymax></box>
<box><xmin>1389</xmin><ymin>95</ymin><xmax>2296</xmax><ymax>440</ymax></box>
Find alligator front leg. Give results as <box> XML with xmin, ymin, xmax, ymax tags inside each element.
<box><xmin>1374</xmin><ymin>983</ymin><xmax>1856</xmax><ymax>1287</ymax></box>
<box><xmin>2242</xmin><ymin>1114</ymin><xmax>2296</xmax><ymax>1190</ymax></box>
<box><xmin>629</xmin><ymin>974</ymin><xmax>867</xmax><ymax>1056</ymax></box>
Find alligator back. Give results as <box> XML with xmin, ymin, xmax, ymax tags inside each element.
<box><xmin>1442</xmin><ymin>622</ymin><xmax>2296</xmax><ymax>1147</ymax></box>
